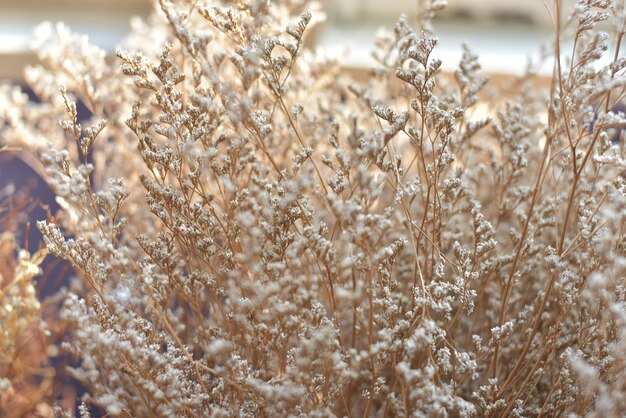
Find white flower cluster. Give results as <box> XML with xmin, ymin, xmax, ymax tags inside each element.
<box><xmin>0</xmin><ymin>0</ymin><xmax>625</xmax><ymax>416</ymax></box>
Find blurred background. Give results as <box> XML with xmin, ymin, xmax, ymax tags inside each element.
<box><xmin>0</xmin><ymin>0</ymin><xmax>579</xmax><ymax>81</ymax></box>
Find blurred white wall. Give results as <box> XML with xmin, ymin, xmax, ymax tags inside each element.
<box><xmin>0</xmin><ymin>0</ymin><xmax>150</xmax><ymax>79</ymax></box>
<box><xmin>331</xmin><ymin>0</ymin><xmax>576</xmax><ymax>27</ymax></box>
<box><xmin>321</xmin><ymin>0</ymin><xmax>581</xmax><ymax>75</ymax></box>
<box><xmin>0</xmin><ymin>0</ymin><xmax>582</xmax><ymax>79</ymax></box>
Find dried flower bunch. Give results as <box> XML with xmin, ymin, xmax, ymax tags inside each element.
<box><xmin>0</xmin><ymin>187</ymin><xmax>53</xmax><ymax>417</ymax></box>
<box><xmin>1</xmin><ymin>0</ymin><xmax>625</xmax><ymax>416</ymax></box>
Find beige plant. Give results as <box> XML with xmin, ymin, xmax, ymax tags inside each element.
<box><xmin>0</xmin><ymin>202</ymin><xmax>53</xmax><ymax>417</ymax></box>
<box><xmin>0</xmin><ymin>0</ymin><xmax>625</xmax><ymax>416</ymax></box>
